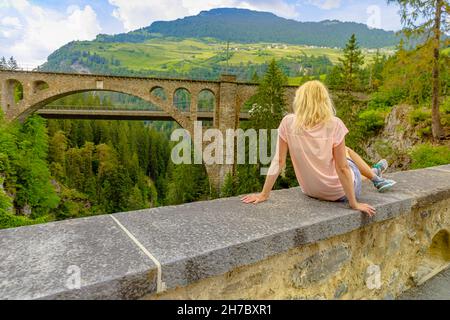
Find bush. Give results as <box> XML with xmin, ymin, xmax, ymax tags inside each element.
<box><xmin>367</xmin><ymin>90</ymin><xmax>405</xmax><ymax>110</ymax></box>
<box><xmin>54</xmin><ymin>187</ymin><xmax>91</xmax><ymax>220</ymax></box>
<box><xmin>442</xmin><ymin>96</ymin><xmax>450</xmax><ymax>127</ymax></box>
<box><xmin>443</xmin><ymin>96</ymin><xmax>450</xmax><ymax>114</ymax></box>
<box><xmin>358</xmin><ymin>108</ymin><xmax>389</xmax><ymax>134</ymax></box>
<box><xmin>409</xmin><ymin>107</ymin><xmax>431</xmax><ymax>126</ymax></box>
<box><xmin>0</xmin><ymin>178</ymin><xmax>51</xmax><ymax>229</ymax></box>
<box><xmin>417</xmin><ymin>126</ymin><xmax>432</xmax><ymax>139</ymax></box>
<box><xmin>0</xmin><ymin>211</ymin><xmax>50</xmax><ymax>229</ymax></box>
<box><xmin>410</xmin><ymin>143</ymin><xmax>450</xmax><ymax>169</ymax></box>
<box><xmin>373</xmin><ymin>139</ymin><xmax>395</xmax><ymax>159</ymax></box>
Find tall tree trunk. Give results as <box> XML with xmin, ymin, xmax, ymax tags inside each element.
<box><xmin>432</xmin><ymin>0</ymin><xmax>444</xmax><ymax>140</ymax></box>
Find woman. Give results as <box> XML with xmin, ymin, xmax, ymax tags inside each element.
<box><xmin>241</xmin><ymin>81</ymin><xmax>396</xmax><ymax>217</ymax></box>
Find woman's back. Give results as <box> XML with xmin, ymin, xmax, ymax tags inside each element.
<box><xmin>243</xmin><ymin>80</ymin><xmax>392</xmax><ymax>217</ymax></box>
<box><xmin>278</xmin><ymin>114</ymin><xmax>351</xmax><ymax>201</ymax></box>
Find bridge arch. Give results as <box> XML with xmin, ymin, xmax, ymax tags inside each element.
<box><xmin>413</xmin><ymin>228</ymin><xmax>450</xmax><ymax>286</ymax></box>
<box><xmin>197</xmin><ymin>89</ymin><xmax>216</xmax><ymax>112</ymax></box>
<box><xmin>32</xmin><ymin>80</ymin><xmax>49</xmax><ymax>93</ymax></box>
<box><xmin>173</xmin><ymin>87</ymin><xmax>191</xmax><ymax>112</ymax></box>
<box><xmin>428</xmin><ymin>229</ymin><xmax>450</xmax><ymax>262</ymax></box>
<box><xmin>12</xmin><ymin>87</ymin><xmax>193</xmax><ymax>134</ymax></box>
<box><xmin>150</xmin><ymin>86</ymin><xmax>167</xmax><ymax>101</ymax></box>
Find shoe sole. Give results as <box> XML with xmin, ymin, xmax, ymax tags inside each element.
<box><xmin>378</xmin><ymin>181</ymin><xmax>397</xmax><ymax>193</ymax></box>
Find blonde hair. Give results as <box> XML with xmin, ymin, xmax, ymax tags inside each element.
<box><xmin>293</xmin><ymin>80</ymin><xmax>336</xmax><ymax>129</ymax></box>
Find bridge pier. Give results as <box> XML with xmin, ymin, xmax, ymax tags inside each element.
<box><xmin>205</xmin><ymin>164</ymin><xmax>234</xmax><ymax>194</ymax></box>
<box><xmin>207</xmin><ymin>75</ymin><xmax>240</xmax><ymax>192</ymax></box>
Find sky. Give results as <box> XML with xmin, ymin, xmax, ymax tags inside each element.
<box><xmin>0</xmin><ymin>0</ymin><xmax>403</xmax><ymax>67</ymax></box>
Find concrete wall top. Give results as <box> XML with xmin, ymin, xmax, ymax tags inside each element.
<box><xmin>0</xmin><ymin>165</ymin><xmax>449</xmax><ymax>299</ymax></box>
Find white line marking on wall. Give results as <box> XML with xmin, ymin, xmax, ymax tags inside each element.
<box><xmin>110</xmin><ymin>215</ymin><xmax>166</xmax><ymax>293</ymax></box>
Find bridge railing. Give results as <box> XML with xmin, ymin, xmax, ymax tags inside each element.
<box><xmin>0</xmin><ymin>65</ymin><xmax>41</xmax><ymax>72</ymax></box>
<box><xmin>43</xmin><ymin>104</ymin><xmax>164</xmax><ymax>111</ymax></box>
<box><xmin>39</xmin><ymin>105</ymin><xmax>249</xmax><ymax>117</ymax></box>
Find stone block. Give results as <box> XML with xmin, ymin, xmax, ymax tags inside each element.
<box><xmin>291</xmin><ymin>245</ymin><xmax>351</xmax><ymax>288</ymax></box>
<box><xmin>334</xmin><ymin>283</ymin><xmax>348</xmax><ymax>299</ymax></box>
<box><xmin>0</xmin><ymin>215</ymin><xmax>157</xmax><ymax>299</ymax></box>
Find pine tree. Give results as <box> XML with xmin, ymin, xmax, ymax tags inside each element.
<box><xmin>236</xmin><ymin>60</ymin><xmax>296</xmax><ymax>195</ymax></box>
<box><xmin>7</xmin><ymin>57</ymin><xmax>18</xmax><ymax>70</ymax></box>
<box><xmin>127</xmin><ymin>185</ymin><xmax>145</xmax><ymax>211</ymax></box>
<box><xmin>0</xmin><ymin>57</ymin><xmax>7</xmax><ymax>70</ymax></box>
<box><xmin>368</xmin><ymin>50</ymin><xmax>387</xmax><ymax>91</ymax></box>
<box><xmin>326</xmin><ymin>65</ymin><xmax>343</xmax><ymax>89</ymax></box>
<box><xmin>220</xmin><ymin>172</ymin><xmax>236</xmax><ymax>197</ymax></box>
<box><xmin>248</xmin><ymin>59</ymin><xmax>287</xmax><ymax>130</ymax></box>
<box><xmin>338</xmin><ymin>34</ymin><xmax>364</xmax><ymax>92</ymax></box>
<box><xmin>251</xmin><ymin>71</ymin><xmax>260</xmax><ymax>83</ymax></box>
<box><xmin>15</xmin><ymin>116</ymin><xmax>60</xmax><ymax>216</ymax></box>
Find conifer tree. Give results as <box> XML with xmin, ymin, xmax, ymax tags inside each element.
<box><xmin>338</xmin><ymin>34</ymin><xmax>364</xmax><ymax>92</ymax></box>
<box><xmin>0</xmin><ymin>57</ymin><xmax>7</xmax><ymax>70</ymax></box>
<box><xmin>7</xmin><ymin>56</ymin><xmax>18</xmax><ymax>70</ymax></box>
<box><xmin>237</xmin><ymin>60</ymin><xmax>298</xmax><ymax>195</ymax></box>
<box><xmin>368</xmin><ymin>50</ymin><xmax>387</xmax><ymax>91</ymax></box>
<box><xmin>248</xmin><ymin>59</ymin><xmax>287</xmax><ymax>130</ymax></box>
<box><xmin>326</xmin><ymin>65</ymin><xmax>343</xmax><ymax>89</ymax></box>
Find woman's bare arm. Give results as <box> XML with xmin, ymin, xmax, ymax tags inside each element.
<box><xmin>241</xmin><ymin>136</ymin><xmax>288</xmax><ymax>204</ymax></box>
<box><xmin>333</xmin><ymin>140</ymin><xmax>376</xmax><ymax>217</ymax></box>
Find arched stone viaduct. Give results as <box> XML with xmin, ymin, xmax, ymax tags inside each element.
<box><xmin>0</xmin><ymin>70</ymin><xmax>298</xmax><ymax>190</ymax></box>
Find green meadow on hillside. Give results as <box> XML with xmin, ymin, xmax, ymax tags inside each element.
<box><xmin>57</xmin><ymin>37</ymin><xmax>393</xmax><ymax>76</ymax></box>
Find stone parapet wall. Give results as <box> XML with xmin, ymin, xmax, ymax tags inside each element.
<box><xmin>150</xmin><ymin>198</ymin><xmax>449</xmax><ymax>300</ymax></box>
<box><xmin>0</xmin><ymin>165</ymin><xmax>449</xmax><ymax>300</ymax></box>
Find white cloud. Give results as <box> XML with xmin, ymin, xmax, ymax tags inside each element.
<box><xmin>325</xmin><ymin>2</ymin><xmax>402</xmax><ymax>31</ymax></box>
<box><xmin>109</xmin><ymin>0</ymin><xmax>186</xmax><ymax>31</ymax></box>
<box><xmin>308</xmin><ymin>0</ymin><xmax>342</xmax><ymax>10</ymax></box>
<box><xmin>0</xmin><ymin>0</ymin><xmax>102</xmax><ymax>68</ymax></box>
<box><xmin>1</xmin><ymin>16</ymin><xmax>21</xmax><ymax>28</ymax></box>
<box><xmin>108</xmin><ymin>0</ymin><xmax>299</xmax><ymax>32</ymax></box>
<box><xmin>1</xmin><ymin>16</ymin><xmax>22</xmax><ymax>38</ymax></box>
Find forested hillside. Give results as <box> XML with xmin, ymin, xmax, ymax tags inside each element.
<box><xmin>0</xmin><ymin>108</ymin><xmax>210</xmax><ymax>228</ymax></box>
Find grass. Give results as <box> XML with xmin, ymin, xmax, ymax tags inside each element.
<box><xmin>73</xmin><ymin>38</ymin><xmax>392</xmax><ymax>73</ymax></box>
<box><xmin>78</xmin><ymin>39</ymin><xmax>218</xmax><ymax>71</ymax></box>
<box><xmin>410</xmin><ymin>143</ymin><xmax>450</xmax><ymax>169</ymax></box>
<box><xmin>287</xmin><ymin>77</ymin><xmax>304</xmax><ymax>86</ymax></box>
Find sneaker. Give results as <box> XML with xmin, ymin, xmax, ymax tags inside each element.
<box><xmin>373</xmin><ymin>178</ymin><xmax>397</xmax><ymax>193</ymax></box>
<box><xmin>372</xmin><ymin>159</ymin><xmax>388</xmax><ymax>177</ymax></box>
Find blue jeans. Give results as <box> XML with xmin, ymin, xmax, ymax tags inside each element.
<box><xmin>337</xmin><ymin>158</ymin><xmax>362</xmax><ymax>202</ymax></box>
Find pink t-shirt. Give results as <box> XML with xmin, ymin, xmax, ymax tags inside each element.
<box><xmin>278</xmin><ymin>114</ymin><xmax>350</xmax><ymax>201</ymax></box>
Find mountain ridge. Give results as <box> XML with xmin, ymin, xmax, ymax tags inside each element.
<box><xmin>41</xmin><ymin>8</ymin><xmax>398</xmax><ymax>79</ymax></box>
<box><xmin>95</xmin><ymin>8</ymin><xmax>398</xmax><ymax>48</ymax></box>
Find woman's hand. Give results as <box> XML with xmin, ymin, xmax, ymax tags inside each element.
<box><xmin>241</xmin><ymin>193</ymin><xmax>269</xmax><ymax>204</ymax></box>
<box><xmin>351</xmin><ymin>202</ymin><xmax>376</xmax><ymax>217</ymax></box>
<box><xmin>241</xmin><ymin>137</ymin><xmax>287</xmax><ymax>205</ymax></box>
